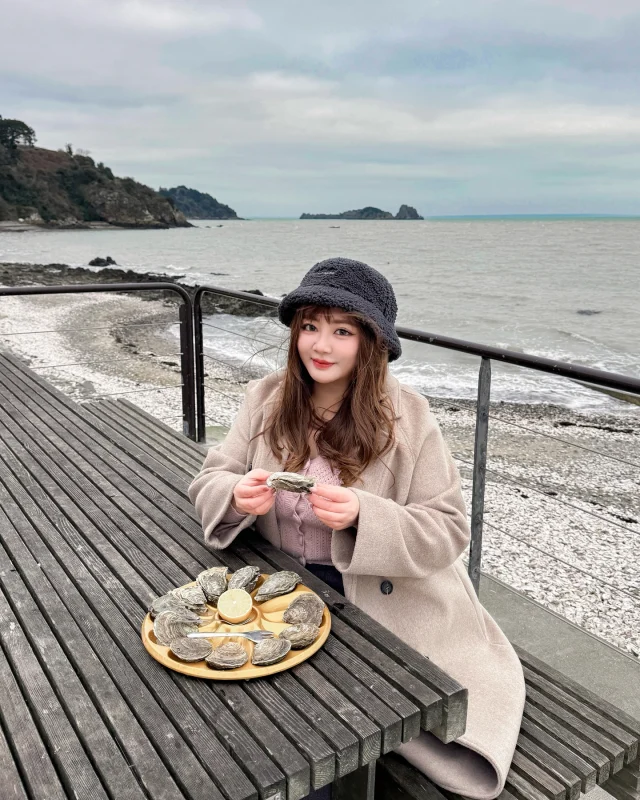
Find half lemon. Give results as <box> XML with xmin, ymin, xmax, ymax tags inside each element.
<box><xmin>217</xmin><ymin>588</ymin><xmax>253</xmax><ymax>624</ymax></box>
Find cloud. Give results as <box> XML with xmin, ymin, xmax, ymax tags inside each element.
<box><xmin>1</xmin><ymin>0</ymin><xmax>640</xmax><ymax>214</ymax></box>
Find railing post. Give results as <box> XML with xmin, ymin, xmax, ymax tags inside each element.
<box><xmin>469</xmin><ymin>357</ymin><xmax>491</xmax><ymax>596</ymax></box>
<box><xmin>193</xmin><ymin>288</ymin><xmax>207</xmax><ymax>443</ymax></box>
<box><xmin>178</xmin><ymin>299</ymin><xmax>197</xmax><ymax>441</ymax></box>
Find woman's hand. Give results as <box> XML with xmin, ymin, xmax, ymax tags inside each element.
<box><xmin>308</xmin><ymin>484</ymin><xmax>360</xmax><ymax>531</ymax></box>
<box><xmin>232</xmin><ymin>469</ymin><xmax>276</xmax><ymax>516</ymax></box>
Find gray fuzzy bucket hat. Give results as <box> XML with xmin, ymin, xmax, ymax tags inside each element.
<box><xmin>278</xmin><ymin>257</ymin><xmax>402</xmax><ymax>361</ymax></box>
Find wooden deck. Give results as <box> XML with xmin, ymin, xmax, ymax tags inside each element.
<box><xmin>0</xmin><ymin>351</ymin><xmax>467</xmax><ymax>800</ymax></box>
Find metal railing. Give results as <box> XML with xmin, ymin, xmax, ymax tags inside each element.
<box><xmin>0</xmin><ymin>283</ymin><xmax>198</xmax><ymax>440</ymax></box>
<box><xmin>194</xmin><ymin>284</ymin><xmax>640</xmax><ymax>596</ymax></box>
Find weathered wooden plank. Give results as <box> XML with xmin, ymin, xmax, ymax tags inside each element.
<box><xmin>0</xmin><ymin>357</ymin><xmax>244</xmax><ymax>573</ymax></box>
<box><xmin>246</xmin><ymin>533</ymin><xmax>466</xmax><ymax>743</ymax></box>
<box><xmin>516</xmin><ymin>733</ymin><xmax>581</xmax><ymax>800</ymax></box>
<box><xmin>244</xmin><ymin>679</ymin><xmax>336</xmax><ymax>790</ymax></box>
<box><xmin>522</xmin><ymin>664</ymin><xmax>638</xmax><ymax>764</ymax></box>
<box><xmin>516</xmin><ymin>646</ymin><xmax>640</xmax><ymax>748</ymax></box>
<box><xmin>0</xmin><ymin>720</ymin><xmax>28</xmax><ymax>800</ymax></box>
<box><xmin>84</xmin><ymin>402</ymin><xmax>199</xmax><ymax>477</ymax></box>
<box><xmin>0</xmin><ymin>538</ymin><xmax>160</xmax><ymax>800</ymax></box>
<box><xmin>310</xmin><ymin>647</ymin><xmax>403</xmax><ymax>753</ymax></box>
<box><xmin>0</xmin><ymin>584</ymin><xmax>109</xmax><ymax>799</ymax></box>
<box><xmin>271</xmin><ymin>672</ymin><xmax>360</xmax><ymax>778</ymax></box>
<box><xmin>0</xmin><ymin>506</ymin><xmax>192</xmax><ymax>800</ymax></box>
<box><xmin>526</xmin><ymin>684</ymin><xmax>625</xmax><ymax>773</ymax></box>
<box><xmin>110</xmin><ymin>397</ymin><xmax>207</xmax><ymax>464</ymax></box>
<box><xmin>292</xmin><ymin>661</ymin><xmax>382</xmax><ymax>765</ymax></box>
<box><xmin>519</xmin><ymin>719</ymin><xmax>596</xmax><ymax>795</ymax></box>
<box><xmin>0</xmin><ymin>458</ymin><xmax>258</xmax><ymax>800</ymax></box>
<box><xmin>323</xmin><ymin>633</ymin><xmax>421</xmax><ymax>743</ymax></box>
<box><xmin>509</xmin><ymin>750</ymin><xmax>566</xmax><ymax>800</ymax></box>
<box><xmin>505</xmin><ymin>768</ymin><xmax>550</xmax><ymax>800</ymax></box>
<box><xmin>524</xmin><ymin>703</ymin><xmax>610</xmax><ymax>784</ymax></box>
<box><xmin>0</xmin><ymin>641</ymin><xmax>65</xmax><ymax>800</ymax></box>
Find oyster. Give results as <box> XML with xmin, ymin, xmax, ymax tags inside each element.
<box><xmin>228</xmin><ymin>565</ymin><xmax>261</xmax><ymax>593</ymax></box>
<box><xmin>254</xmin><ymin>571</ymin><xmax>301</xmax><ymax>603</ymax></box>
<box><xmin>280</xmin><ymin>623</ymin><xmax>320</xmax><ymax>649</ymax></box>
<box><xmin>196</xmin><ymin>567</ymin><xmax>229</xmax><ymax>604</ymax></box>
<box><xmin>266</xmin><ymin>471</ymin><xmax>316</xmax><ymax>494</ymax></box>
<box><xmin>169</xmin><ymin>638</ymin><xmax>212</xmax><ymax>663</ymax></box>
<box><xmin>171</xmin><ymin>584</ymin><xmax>208</xmax><ymax>614</ymax></box>
<box><xmin>154</xmin><ymin>611</ymin><xmax>200</xmax><ymax>647</ymax></box>
<box><xmin>206</xmin><ymin>642</ymin><xmax>248</xmax><ymax>670</ymax></box>
<box><xmin>251</xmin><ymin>637</ymin><xmax>291</xmax><ymax>666</ymax></box>
<box><xmin>283</xmin><ymin>593</ymin><xmax>325</xmax><ymax>627</ymax></box>
<box><xmin>149</xmin><ymin>593</ymin><xmax>201</xmax><ymax>622</ymax></box>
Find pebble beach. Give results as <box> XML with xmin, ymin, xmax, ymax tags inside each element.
<box><xmin>1</xmin><ymin>264</ymin><xmax>638</xmax><ymax>661</ymax></box>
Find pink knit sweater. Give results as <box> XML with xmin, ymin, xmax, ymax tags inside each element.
<box><xmin>220</xmin><ymin>456</ymin><xmax>341</xmax><ymax>566</ymax></box>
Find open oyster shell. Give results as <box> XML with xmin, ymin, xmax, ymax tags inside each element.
<box><xmin>266</xmin><ymin>472</ymin><xmax>316</xmax><ymax>493</ymax></box>
<box><xmin>283</xmin><ymin>593</ymin><xmax>325</xmax><ymax>627</ymax></box>
<box><xmin>254</xmin><ymin>571</ymin><xmax>301</xmax><ymax>603</ymax></box>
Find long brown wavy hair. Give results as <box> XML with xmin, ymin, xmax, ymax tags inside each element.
<box><xmin>263</xmin><ymin>305</ymin><xmax>396</xmax><ymax>486</ymax></box>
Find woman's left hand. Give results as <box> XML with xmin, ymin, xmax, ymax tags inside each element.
<box><xmin>308</xmin><ymin>484</ymin><xmax>359</xmax><ymax>530</ymax></box>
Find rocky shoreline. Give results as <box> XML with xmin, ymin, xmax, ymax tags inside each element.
<box><xmin>0</xmin><ymin>259</ymin><xmax>638</xmax><ymax>658</ymax></box>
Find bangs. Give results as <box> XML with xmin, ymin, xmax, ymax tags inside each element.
<box><xmin>296</xmin><ymin>305</ymin><xmax>362</xmax><ymax>326</ymax></box>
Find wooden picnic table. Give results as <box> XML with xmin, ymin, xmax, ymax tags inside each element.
<box><xmin>0</xmin><ymin>351</ymin><xmax>467</xmax><ymax>800</ymax></box>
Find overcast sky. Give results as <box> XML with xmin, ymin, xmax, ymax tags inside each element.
<box><xmin>3</xmin><ymin>0</ymin><xmax>640</xmax><ymax>217</ymax></box>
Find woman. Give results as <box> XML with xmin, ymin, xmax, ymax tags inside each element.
<box><xmin>189</xmin><ymin>257</ymin><xmax>525</xmax><ymax>799</ymax></box>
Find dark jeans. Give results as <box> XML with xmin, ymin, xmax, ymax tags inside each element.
<box><xmin>306</xmin><ymin>785</ymin><xmax>331</xmax><ymax>800</ymax></box>
<box><xmin>304</xmin><ymin>563</ymin><xmax>345</xmax><ymax>596</ymax></box>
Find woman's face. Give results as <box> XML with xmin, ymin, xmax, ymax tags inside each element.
<box><xmin>297</xmin><ymin>307</ymin><xmax>361</xmax><ymax>387</ymax></box>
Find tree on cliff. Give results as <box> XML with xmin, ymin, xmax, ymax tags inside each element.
<box><xmin>0</xmin><ymin>116</ymin><xmax>37</xmax><ymax>149</ymax></box>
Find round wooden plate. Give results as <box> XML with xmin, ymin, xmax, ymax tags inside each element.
<box><xmin>141</xmin><ymin>574</ymin><xmax>331</xmax><ymax>680</ymax></box>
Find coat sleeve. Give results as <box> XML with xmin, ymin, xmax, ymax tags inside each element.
<box><xmin>188</xmin><ymin>384</ymin><xmax>257</xmax><ymax>549</ymax></box>
<box><xmin>331</xmin><ymin>405</ymin><xmax>470</xmax><ymax>579</ymax></box>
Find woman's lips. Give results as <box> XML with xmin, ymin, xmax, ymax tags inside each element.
<box><xmin>311</xmin><ymin>359</ymin><xmax>334</xmax><ymax>369</ymax></box>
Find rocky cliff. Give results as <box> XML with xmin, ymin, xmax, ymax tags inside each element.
<box><xmin>0</xmin><ymin>145</ymin><xmax>191</xmax><ymax>229</ymax></box>
<box><xmin>300</xmin><ymin>204</ymin><xmax>423</xmax><ymax>220</ymax></box>
<box><xmin>159</xmin><ymin>185</ymin><xmax>240</xmax><ymax>219</ymax></box>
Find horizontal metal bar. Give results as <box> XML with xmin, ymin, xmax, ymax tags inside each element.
<box><xmin>0</xmin><ymin>320</ymin><xmax>177</xmax><ymax>337</ymax></box>
<box><xmin>31</xmin><ymin>354</ymin><xmax>182</xmax><ymax>371</ymax></box>
<box><xmin>86</xmin><ymin>384</ymin><xmax>183</xmax><ymax>399</ymax></box>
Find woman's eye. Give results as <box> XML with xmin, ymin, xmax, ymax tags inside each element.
<box><xmin>336</xmin><ymin>328</ymin><xmax>353</xmax><ymax>336</ymax></box>
<box><xmin>302</xmin><ymin>323</ymin><xmax>316</xmax><ymax>331</ymax></box>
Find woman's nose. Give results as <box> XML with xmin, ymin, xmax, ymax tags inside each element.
<box><xmin>314</xmin><ymin>330</ymin><xmax>332</xmax><ymax>352</ymax></box>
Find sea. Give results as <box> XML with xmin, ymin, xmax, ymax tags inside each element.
<box><xmin>1</xmin><ymin>218</ymin><xmax>638</xmax><ymax>415</ymax></box>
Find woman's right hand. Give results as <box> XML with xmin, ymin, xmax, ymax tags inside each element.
<box><xmin>232</xmin><ymin>469</ymin><xmax>276</xmax><ymax>516</ymax></box>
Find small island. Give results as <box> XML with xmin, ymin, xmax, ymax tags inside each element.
<box><xmin>0</xmin><ymin>114</ymin><xmax>190</xmax><ymax>229</ymax></box>
<box><xmin>159</xmin><ymin>186</ymin><xmax>241</xmax><ymax>220</ymax></box>
<box><xmin>300</xmin><ymin>204</ymin><xmax>423</xmax><ymax>220</ymax></box>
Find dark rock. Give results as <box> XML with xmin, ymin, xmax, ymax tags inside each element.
<box><xmin>88</xmin><ymin>256</ymin><xmax>118</xmax><ymax>267</ymax></box>
<box><xmin>577</xmin><ymin>309</ymin><xmax>602</xmax><ymax>315</ymax></box>
<box><xmin>395</xmin><ymin>204</ymin><xmax>424</xmax><ymax>220</ymax></box>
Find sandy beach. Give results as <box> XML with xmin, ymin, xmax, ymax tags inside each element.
<box><xmin>1</xmin><ymin>262</ymin><xmax>638</xmax><ymax>659</ymax></box>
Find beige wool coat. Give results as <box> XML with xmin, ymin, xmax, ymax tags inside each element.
<box><xmin>189</xmin><ymin>371</ymin><xmax>525</xmax><ymax>800</ymax></box>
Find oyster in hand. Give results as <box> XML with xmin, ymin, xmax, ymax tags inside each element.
<box><xmin>254</xmin><ymin>571</ymin><xmax>301</xmax><ymax>602</ymax></box>
<box><xmin>266</xmin><ymin>471</ymin><xmax>316</xmax><ymax>493</ymax></box>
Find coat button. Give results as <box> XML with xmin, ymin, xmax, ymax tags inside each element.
<box><xmin>380</xmin><ymin>580</ymin><xmax>393</xmax><ymax>595</ymax></box>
